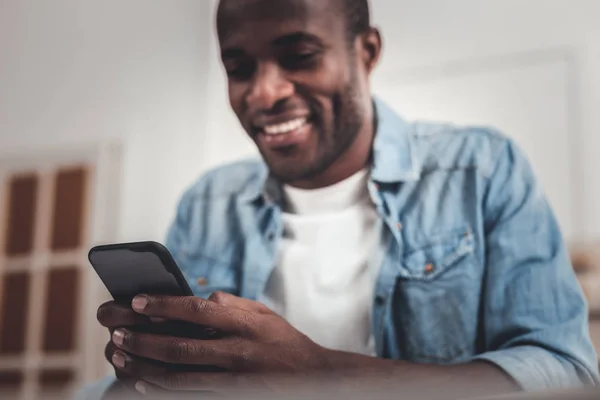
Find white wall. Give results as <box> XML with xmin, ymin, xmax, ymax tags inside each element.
<box><xmin>370</xmin><ymin>0</ymin><xmax>600</xmax><ymax>71</ymax></box>
<box><xmin>0</xmin><ymin>0</ymin><xmax>212</xmax><ymax>242</ymax></box>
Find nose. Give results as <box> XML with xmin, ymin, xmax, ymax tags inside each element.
<box><xmin>245</xmin><ymin>63</ymin><xmax>294</xmax><ymax>111</ymax></box>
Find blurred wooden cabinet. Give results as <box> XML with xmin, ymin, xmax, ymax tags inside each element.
<box><xmin>0</xmin><ymin>146</ymin><xmax>121</xmax><ymax>399</ymax></box>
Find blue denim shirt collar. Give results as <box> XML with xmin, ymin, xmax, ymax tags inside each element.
<box><xmin>240</xmin><ymin>97</ymin><xmax>419</xmax><ymax>204</ymax></box>
<box><xmin>370</xmin><ymin>97</ymin><xmax>420</xmax><ymax>183</ymax></box>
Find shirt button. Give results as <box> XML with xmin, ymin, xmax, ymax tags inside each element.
<box><xmin>424</xmin><ymin>263</ymin><xmax>435</xmax><ymax>274</ymax></box>
<box><xmin>396</xmin><ymin>222</ymin><xmax>403</xmax><ymax>231</ymax></box>
<box><xmin>197</xmin><ymin>277</ymin><xmax>208</xmax><ymax>286</ymax></box>
<box><xmin>375</xmin><ymin>295</ymin><xmax>386</xmax><ymax>306</ymax></box>
<box><xmin>267</xmin><ymin>232</ymin><xmax>275</xmax><ymax>241</ymax></box>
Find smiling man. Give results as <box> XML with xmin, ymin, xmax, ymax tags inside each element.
<box><xmin>80</xmin><ymin>0</ymin><xmax>598</xmax><ymax>399</ymax></box>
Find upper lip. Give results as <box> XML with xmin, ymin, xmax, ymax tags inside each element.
<box><xmin>251</xmin><ymin>112</ymin><xmax>310</xmax><ymax>129</ymax></box>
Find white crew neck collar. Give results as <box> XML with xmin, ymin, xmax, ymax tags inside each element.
<box><xmin>282</xmin><ymin>169</ymin><xmax>370</xmax><ymax>215</ymax></box>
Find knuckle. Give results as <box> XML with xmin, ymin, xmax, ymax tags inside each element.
<box><xmin>257</xmin><ymin>303</ymin><xmax>273</xmax><ymax>314</ymax></box>
<box><xmin>163</xmin><ymin>338</ymin><xmax>195</xmax><ymax>362</ymax></box>
<box><xmin>187</xmin><ymin>297</ymin><xmax>209</xmax><ymax>314</ymax></box>
<box><xmin>208</xmin><ymin>291</ymin><xmax>227</xmax><ymax>304</ymax></box>
<box><xmin>238</xmin><ymin>313</ymin><xmax>256</xmax><ymax>333</ymax></box>
<box><xmin>196</xmin><ymin>341</ymin><xmax>217</xmax><ymax>359</ymax></box>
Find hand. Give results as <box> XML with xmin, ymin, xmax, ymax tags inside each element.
<box><xmin>97</xmin><ymin>300</ymin><xmax>218</xmax><ymax>381</ymax></box>
<box><xmin>97</xmin><ymin>300</ymin><xmax>158</xmax><ymax>382</ymax></box>
<box><xmin>109</xmin><ymin>292</ymin><xmax>332</xmax><ymax>395</ymax></box>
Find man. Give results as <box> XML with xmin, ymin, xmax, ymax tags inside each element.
<box><xmin>80</xmin><ymin>0</ymin><xmax>599</xmax><ymax>398</ymax></box>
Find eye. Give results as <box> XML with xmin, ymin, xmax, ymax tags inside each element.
<box><xmin>279</xmin><ymin>52</ymin><xmax>320</xmax><ymax>70</ymax></box>
<box><xmin>224</xmin><ymin>59</ymin><xmax>255</xmax><ymax>81</ymax></box>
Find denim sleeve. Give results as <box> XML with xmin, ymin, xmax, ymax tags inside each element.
<box><xmin>471</xmin><ymin>139</ymin><xmax>599</xmax><ymax>390</ymax></box>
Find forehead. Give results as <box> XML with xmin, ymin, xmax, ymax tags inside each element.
<box><xmin>217</xmin><ymin>0</ymin><xmax>346</xmax><ymax>49</ymax></box>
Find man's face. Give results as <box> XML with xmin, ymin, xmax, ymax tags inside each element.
<box><xmin>217</xmin><ymin>0</ymin><xmax>372</xmax><ymax>184</ymax></box>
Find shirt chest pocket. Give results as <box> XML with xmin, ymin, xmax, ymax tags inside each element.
<box><xmin>400</xmin><ymin>228</ymin><xmax>475</xmax><ymax>280</ymax></box>
<box><xmin>390</xmin><ymin>227</ymin><xmax>480</xmax><ymax>364</ymax></box>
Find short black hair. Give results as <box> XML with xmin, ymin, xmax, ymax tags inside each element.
<box><xmin>342</xmin><ymin>0</ymin><xmax>371</xmax><ymax>39</ymax></box>
<box><xmin>217</xmin><ymin>0</ymin><xmax>371</xmax><ymax>43</ymax></box>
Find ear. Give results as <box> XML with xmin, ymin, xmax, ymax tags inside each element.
<box><xmin>358</xmin><ymin>27</ymin><xmax>382</xmax><ymax>74</ymax></box>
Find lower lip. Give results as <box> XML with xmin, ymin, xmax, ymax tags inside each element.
<box><xmin>257</xmin><ymin>122</ymin><xmax>312</xmax><ymax>149</ymax></box>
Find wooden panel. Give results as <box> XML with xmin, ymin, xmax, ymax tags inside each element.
<box><xmin>0</xmin><ymin>371</ymin><xmax>24</xmax><ymax>396</ymax></box>
<box><xmin>0</xmin><ymin>272</ymin><xmax>31</xmax><ymax>354</ymax></box>
<box><xmin>39</xmin><ymin>369</ymin><xmax>75</xmax><ymax>391</ymax></box>
<box><xmin>50</xmin><ymin>168</ymin><xmax>87</xmax><ymax>251</ymax></box>
<box><xmin>43</xmin><ymin>267</ymin><xmax>79</xmax><ymax>352</ymax></box>
<box><xmin>4</xmin><ymin>174</ymin><xmax>38</xmax><ymax>256</ymax></box>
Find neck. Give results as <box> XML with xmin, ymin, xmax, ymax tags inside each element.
<box><xmin>288</xmin><ymin>105</ymin><xmax>375</xmax><ymax>190</ymax></box>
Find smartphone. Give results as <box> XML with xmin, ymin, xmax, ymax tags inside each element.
<box><xmin>89</xmin><ymin>241</ymin><xmax>223</xmax><ymax>371</ymax></box>
<box><xmin>88</xmin><ymin>241</ymin><xmax>193</xmax><ymax>304</ymax></box>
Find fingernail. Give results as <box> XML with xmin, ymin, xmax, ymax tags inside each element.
<box><xmin>112</xmin><ymin>329</ymin><xmax>125</xmax><ymax>347</ymax></box>
<box><xmin>112</xmin><ymin>351</ymin><xmax>126</xmax><ymax>368</ymax></box>
<box><xmin>135</xmin><ymin>381</ymin><xmax>146</xmax><ymax>395</ymax></box>
<box><xmin>132</xmin><ymin>295</ymin><xmax>149</xmax><ymax>311</ymax></box>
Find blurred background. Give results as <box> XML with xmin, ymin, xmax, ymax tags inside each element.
<box><xmin>0</xmin><ymin>0</ymin><xmax>600</xmax><ymax>398</ymax></box>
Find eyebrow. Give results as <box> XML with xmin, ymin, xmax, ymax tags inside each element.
<box><xmin>221</xmin><ymin>48</ymin><xmax>244</xmax><ymax>60</ymax></box>
<box><xmin>221</xmin><ymin>31</ymin><xmax>325</xmax><ymax>60</ymax></box>
<box><xmin>272</xmin><ymin>32</ymin><xmax>325</xmax><ymax>47</ymax></box>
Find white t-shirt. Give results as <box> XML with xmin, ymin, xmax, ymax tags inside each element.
<box><xmin>261</xmin><ymin>169</ymin><xmax>379</xmax><ymax>356</ymax></box>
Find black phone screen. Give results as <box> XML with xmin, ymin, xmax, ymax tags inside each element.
<box><xmin>88</xmin><ymin>242</ymin><xmax>193</xmax><ymax>304</ymax></box>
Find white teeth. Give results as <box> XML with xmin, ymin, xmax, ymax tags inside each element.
<box><xmin>263</xmin><ymin>118</ymin><xmax>307</xmax><ymax>135</ymax></box>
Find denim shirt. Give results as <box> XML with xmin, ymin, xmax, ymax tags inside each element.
<box><xmin>77</xmin><ymin>99</ymin><xmax>598</xmax><ymax>399</ymax></box>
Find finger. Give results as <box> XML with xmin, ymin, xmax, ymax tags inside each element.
<box><xmin>105</xmin><ymin>341</ymin><xmax>133</xmax><ymax>381</ymax></box>
<box><xmin>110</xmin><ymin>348</ymin><xmax>227</xmax><ymax>379</ymax></box>
<box><xmin>112</xmin><ymin>329</ymin><xmax>245</xmax><ymax>369</ymax></box>
<box><xmin>97</xmin><ymin>300</ymin><xmax>150</xmax><ymax>329</ymax></box>
<box><xmin>208</xmin><ymin>292</ymin><xmax>273</xmax><ymax>315</ymax></box>
<box><xmin>110</xmin><ymin>350</ymin><xmax>170</xmax><ymax>378</ymax></box>
<box><xmin>131</xmin><ymin>295</ymin><xmax>251</xmax><ymax>335</ymax></box>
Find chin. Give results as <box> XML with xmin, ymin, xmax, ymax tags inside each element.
<box><xmin>261</xmin><ymin>142</ymin><xmax>327</xmax><ymax>180</ymax></box>
<box><xmin>268</xmin><ymin>167</ymin><xmax>306</xmax><ymax>183</ymax></box>
<box><xmin>266</xmin><ymin>161</ymin><xmax>311</xmax><ymax>183</ymax></box>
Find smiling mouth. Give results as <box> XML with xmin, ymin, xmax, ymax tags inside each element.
<box><xmin>260</xmin><ymin>117</ymin><xmax>308</xmax><ymax>136</ymax></box>
<box><xmin>253</xmin><ymin>116</ymin><xmax>313</xmax><ymax>149</ymax></box>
